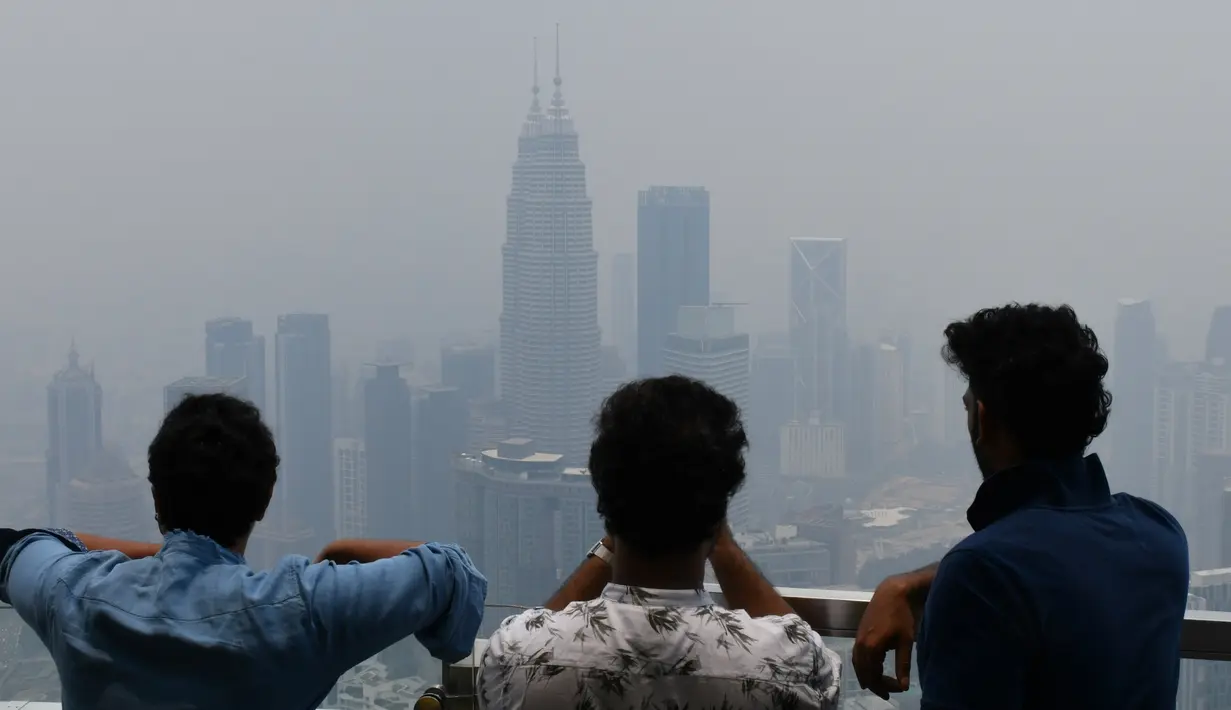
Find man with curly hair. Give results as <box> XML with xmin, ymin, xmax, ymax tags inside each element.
<box><xmin>852</xmin><ymin>304</ymin><xmax>1189</xmax><ymax>709</ymax></box>
<box><xmin>0</xmin><ymin>393</ymin><xmax>487</xmax><ymax>709</ymax></box>
<box><xmin>479</xmin><ymin>375</ymin><xmax>841</xmax><ymax>709</ymax></box>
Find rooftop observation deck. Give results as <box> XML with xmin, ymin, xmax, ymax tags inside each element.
<box><xmin>4</xmin><ymin>586</ymin><xmax>1231</xmax><ymax>708</ymax></box>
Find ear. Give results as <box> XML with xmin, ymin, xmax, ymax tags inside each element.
<box><xmin>975</xmin><ymin>399</ymin><xmax>988</xmax><ymax>444</ymax></box>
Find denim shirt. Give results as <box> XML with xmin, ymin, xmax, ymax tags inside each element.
<box><xmin>0</xmin><ymin>529</ymin><xmax>488</xmax><ymax>710</ymax></box>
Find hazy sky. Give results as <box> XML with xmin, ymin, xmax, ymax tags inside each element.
<box><xmin>2</xmin><ymin>1</ymin><xmax>1229</xmax><ymax>391</ymax></box>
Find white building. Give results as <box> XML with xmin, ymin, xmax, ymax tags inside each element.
<box><xmin>780</xmin><ymin>417</ymin><xmax>845</xmax><ymax>479</ymax></box>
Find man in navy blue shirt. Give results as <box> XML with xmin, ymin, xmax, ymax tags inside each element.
<box><xmin>852</xmin><ymin>303</ymin><xmax>1189</xmax><ymax>709</ymax></box>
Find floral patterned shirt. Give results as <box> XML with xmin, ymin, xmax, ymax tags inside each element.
<box><xmin>479</xmin><ymin>584</ymin><xmax>841</xmax><ymax>710</ymax></box>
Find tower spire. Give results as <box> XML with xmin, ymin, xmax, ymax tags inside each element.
<box><xmin>530</xmin><ymin>36</ymin><xmax>541</xmax><ymax>114</ymax></box>
<box><xmin>551</xmin><ymin>23</ymin><xmax>564</xmax><ymax>107</ymax></box>
<box><xmin>68</xmin><ymin>338</ymin><xmax>79</xmax><ymax>370</ymax></box>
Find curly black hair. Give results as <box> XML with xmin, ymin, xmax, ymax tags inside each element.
<box><xmin>943</xmin><ymin>303</ymin><xmax>1112</xmax><ymax>459</ymax></box>
<box><xmin>588</xmin><ymin>375</ymin><xmax>748</xmax><ymax>557</ymax></box>
<box><xmin>148</xmin><ymin>394</ymin><xmax>279</xmax><ymax>548</ymax></box>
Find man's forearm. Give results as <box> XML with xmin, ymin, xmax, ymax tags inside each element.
<box><xmin>316</xmin><ymin>539</ymin><xmax>424</xmax><ymax>565</ymax></box>
<box><xmin>75</xmin><ymin>533</ymin><xmax>161</xmax><ymax>559</ymax></box>
<box><xmin>544</xmin><ymin>539</ymin><xmax>612</xmax><ymax>612</ymax></box>
<box><xmin>710</xmin><ymin>531</ymin><xmax>794</xmax><ymax>618</ymax></box>
<box><xmin>895</xmin><ymin>562</ymin><xmax>938</xmax><ymax>607</ymax></box>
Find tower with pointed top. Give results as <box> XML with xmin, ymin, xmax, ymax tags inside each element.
<box><xmin>46</xmin><ymin>344</ymin><xmax>103</xmax><ymax>526</ymax></box>
<box><xmin>499</xmin><ymin>30</ymin><xmax>601</xmax><ymax>462</ymax></box>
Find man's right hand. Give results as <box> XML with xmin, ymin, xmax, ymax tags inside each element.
<box><xmin>853</xmin><ymin>565</ymin><xmax>935</xmax><ymax>700</ymax></box>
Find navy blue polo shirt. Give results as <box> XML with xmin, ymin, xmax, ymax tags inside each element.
<box><xmin>917</xmin><ymin>454</ymin><xmax>1189</xmax><ymax>710</ymax></box>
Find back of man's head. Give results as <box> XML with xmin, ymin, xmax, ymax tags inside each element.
<box><xmin>588</xmin><ymin>375</ymin><xmax>748</xmax><ymax>557</ymax></box>
<box><xmin>148</xmin><ymin>394</ymin><xmax>278</xmax><ymax>548</ymax></box>
<box><xmin>942</xmin><ymin>303</ymin><xmax>1112</xmax><ymax>458</ymax></box>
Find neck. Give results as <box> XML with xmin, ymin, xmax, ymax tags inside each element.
<box><xmin>160</xmin><ymin>526</ymin><xmax>249</xmax><ymax>557</ymax></box>
<box><xmin>610</xmin><ymin>543</ymin><xmax>707</xmax><ymax>590</ymax></box>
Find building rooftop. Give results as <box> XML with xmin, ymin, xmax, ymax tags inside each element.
<box><xmin>166</xmin><ymin>376</ymin><xmax>245</xmax><ymax>389</ymax></box>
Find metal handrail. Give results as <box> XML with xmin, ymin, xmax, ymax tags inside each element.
<box><xmin>7</xmin><ymin>587</ymin><xmax>1231</xmax><ymax>661</ymax></box>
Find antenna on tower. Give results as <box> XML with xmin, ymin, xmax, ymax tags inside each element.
<box><xmin>530</xmin><ymin>36</ymin><xmax>541</xmax><ymax>113</ymax></box>
<box><xmin>552</xmin><ymin>23</ymin><xmax>563</xmax><ymax>98</ymax></box>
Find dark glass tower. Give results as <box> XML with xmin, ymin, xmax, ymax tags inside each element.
<box><xmin>205</xmin><ymin>317</ymin><xmax>266</xmax><ymax>411</ymax></box>
<box><xmin>636</xmin><ymin>187</ymin><xmax>710</xmax><ymax>377</ymax></box>
<box><xmin>364</xmin><ymin>363</ymin><xmax>413</xmax><ymax>539</ymax></box>
<box><xmin>272</xmin><ymin>313</ymin><xmax>332</xmax><ymax>552</ymax></box>
<box><xmin>46</xmin><ymin>345</ymin><xmax>102</xmax><ymax>526</ymax></box>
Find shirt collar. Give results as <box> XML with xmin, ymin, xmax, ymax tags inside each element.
<box><xmin>967</xmin><ymin>453</ymin><xmax>1113</xmax><ymax>532</ymax></box>
<box><xmin>601</xmin><ymin>584</ymin><xmax>712</xmax><ymax>608</ymax></box>
<box><xmin>157</xmin><ymin>529</ymin><xmax>247</xmax><ymax>566</ymax></box>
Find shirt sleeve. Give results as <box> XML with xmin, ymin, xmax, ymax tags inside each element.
<box><xmin>0</xmin><ymin>529</ymin><xmax>88</xmax><ymax>638</ymax></box>
<box><xmin>299</xmin><ymin>542</ymin><xmax>488</xmax><ymax>672</ymax></box>
<box><xmin>477</xmin><ymin>610</ymin><xmax>545</xmax><ymax>710</ymax></box>
<box><xmin>918</xmin><ymin>549</ymin><xmax>1033</xmax><ymax>710</ymax></box>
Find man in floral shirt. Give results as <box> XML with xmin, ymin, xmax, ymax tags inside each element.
<box><xmin>480</xmin><ymin>376</ymin><xmax>841</xmax><ymax>709</ymax></box>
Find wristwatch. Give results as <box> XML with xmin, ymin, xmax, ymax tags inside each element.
<box><xmin>587</xmin><ymin>539</ymin><xmax>613</xmax><ymax>565</ymax></box>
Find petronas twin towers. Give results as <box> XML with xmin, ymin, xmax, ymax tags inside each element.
<box><xmin>499</xmin><ymin>33</ymin><xmax>601</xmax><ymax>463</ymax></box>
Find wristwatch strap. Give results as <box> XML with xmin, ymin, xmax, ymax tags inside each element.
<box><xmin>587</xmin><ymin>539</ymin><xmax>613</xmax><ymax>565</ymax></box>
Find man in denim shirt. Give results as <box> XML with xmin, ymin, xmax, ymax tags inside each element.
<box><xmin>0</xmin><ymin>393</ymin><xmax>487</xmax><ymax>710</ymax></box>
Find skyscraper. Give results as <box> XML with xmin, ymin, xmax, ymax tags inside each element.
<box><xmin>270</xmin><ymin>313</ymin><xmax>332</xmax><ymax>553</ymax></box>
<box><xmin>749</xmin><ymin>336</ymin><xmax>795</xmax><ymax>478</ymax></box>
<box><xmin>636</xmin><ymin>187</ymin><xmax>710</xmax><ymax>377</ymax></box>
<box><xmin>414</xmin><ymin>385</ymin><xmax>469</xmax><ymax>541</ymax></box>
<box><xmin>498</xmin><ymin>34</ymin><xmax>600</xmax><ymax>463</ymax></box>
<box><xmin>1112</xmin><ymin>298</ymin><xmax>1158</xmax><ymax>498</ymax></box>
<box><xmin>789</xmin><ymin>238</ymin><xmax>847</xmax><ymax>421</ymax></box>
<box><xmin>610</xmin><ymin>252</ymin><xmax>637</xmax><ymax>372</ymax></box>
<box><xmin>205</xmin><ymin>318</ymin><xmax>266</xmax><ymax>411</ymax></box>
<box><xmin>46</xmin><ymin>345</ymin><xmax>102</xmax><ymax>526</ymax></box>
<box><xmin>364</xmin><ymin>363</ymin><xmax>413</xmax><ymax>540</ymax></box>
<box><xmin>873</xmin><ymin>342</ymin><xmax>907</xmax><ymax>463</ymax></box>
